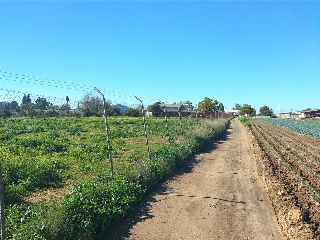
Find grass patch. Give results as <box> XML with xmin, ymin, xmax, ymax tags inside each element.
<box><xmin>1</xmin><ymin>117</ymin><xmax>230</xmax><ymax>239</ymax></box>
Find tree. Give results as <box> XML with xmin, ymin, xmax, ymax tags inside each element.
<box><xmin>65</xmin><ymin>96</ymin><xmax>70</xmax><ymax>115</ymax></box>
<box><xmin>45</xmin><ymin>109</ymin><xmax>59</xmax><ymax>117</ymax></box>
<box><xmin>79</xmin><ymin>93</ymin><xmax>103</xmax><ymax>117</ymax></box>
<box><xmin>217</xmin><ymin>102</ymin><xmax>224</xmax><ymax>112</ymax></box>
<box><xmin>9</xmin><ymin>101</ymin><xmax>19</xmax><ymax>110</ymax></box>
<box><xmin>107</xmin><ymin>105</ymin><xmax>121</xmax><ymax>116</ymax></box>
<box><xmin>60</xmin><ymin>103</ymin><xmax>71</xmax><ymax>111</ymax></box>
<box><xmin>22</xmin><ymin>94</ymin><xmax>32</xmax><ymax>104</ymax></box>
<box><xmin>197</xmin><ymin>97</ymin><xmax>219</xmax><ymax>113</ymax></box>
<box><xmin>213</xmin><ymin>100</ymin><xmax>219</xmax><ymax>111</ymax></box>
<box><xmin>147</xmin><ymin>102</ymin><xmax>162</xmax><ymax>117</ymax></box>
<box><xmin>123</xmin><ymin>107</ymin><xmax>141</xmax><ymax>117</ymax></box>
<box><xmin>259</xmin><ymin>105</ymin><xmax>274</xmax><ymax>117</ymax></box>
<box><xmin>35</xmin><ymin>97</ymin><xmax>50</xmax><ymax>110</ymax></box>
<box><xmin>20</xmin><ymin>94</ymin><xmax>34</xmax><ymax>116</ymax></box>
<box><xmin>233</xmin><ymin>103</ymin><xmax>242</xmax><ymax>110</ymax></box>
<box><xmin>0</xmin><ymin>109</ymin><xmax>12</xmax><ymax>118</ymax></box>
<box><xmin>184</xmin><ymin>100</ymin><xmax>194</xmax><ymax>110</ymax></box>
<box><xmin>239</xmin><ymin>104</ymin><xmax>255</xmax><ymax>116</ymax></box>
<box><xmin>78</xmin><ymin>93</ymin><xmax>120</xmax><ymax>117</ymax></box>
<box><xmin>60</xmin><ymin>103</ymin><xmax>71</xmax><ymax>116</ymax></box>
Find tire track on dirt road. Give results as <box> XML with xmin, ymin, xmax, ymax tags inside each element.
<box><xmin>107</xmin><ymin>119</ymin><xmax>283</xmax><ymax>240</ymax></box>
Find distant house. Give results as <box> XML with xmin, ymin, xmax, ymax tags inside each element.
<box><xmin>225</xmin><ymin>110</ymin><xmax>240</xmax><ymax>116</ymax></box>
<box><xmin>256</xmin><ymin>115</ymin><xmax>271</xmax><ymax>119</ymax></box>
<box><xmin>159</xmin><ymin>103</ymin><xmax>195</xmax><ymax>117</ymax></box>
<box><xmin>297</xmin><ymin>109</ymin><xmax>320</xmax><ymax>118</ymax></box>
<box><xmin>278</xmin><ymin>112</ymin><xmax>300</xmax><ymax>119</ymax></box>
<box><xmin>158</xmin><ymin>103</ymin><xmax>232</xmax><ymax>119</ymax></box>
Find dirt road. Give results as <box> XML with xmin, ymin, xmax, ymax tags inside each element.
<box><xmin>109</xmin><ymin>119</ymin><xmax>283</xmax><ymax>240</ymax></box>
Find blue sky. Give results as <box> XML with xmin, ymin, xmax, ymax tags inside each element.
<box><xmin>0</xmin><ymin>1</ymin><xmax>319</xmax><ymax>112</ymax></box>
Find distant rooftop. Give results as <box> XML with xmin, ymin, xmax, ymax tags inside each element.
<box><xmin>299</xmin><ymin>109</ymin><xmax>320</xmax><ymax>113</ymax></box>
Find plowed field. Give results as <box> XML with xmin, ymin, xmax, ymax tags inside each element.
<box><xmin>250</xmin><ymin>119</ymin><xmax>320</xmax><ymax>238</ymax></box>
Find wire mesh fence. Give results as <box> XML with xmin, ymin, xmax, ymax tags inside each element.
<box><xmin>0</xmin><ymin>70</ymin><xmax>180</xmax><ymax>118</ymax></box>
<box><xmin>0</xmin><ymin>70</ymin><xmax>159</xmax><ymax>107</ymax></box>
<box><xmin>0</xmin><ymin>70</ymin><xmax>234</xmax><ymax>239</ymax></box>
<box><xmin>0</xmin><ymin>70</ymin><xmax>232</xmax><ymax>120</ymax></box>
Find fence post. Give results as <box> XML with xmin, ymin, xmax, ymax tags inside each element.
<box><xmin>195</xmin><ymin>104</ymin><xmax>198</xmax><ymax>119</ymax></box>
<box><xmin>93</xmin><ymin>87</ymin><xmax>113</xmax><ymax>179</ymax></box>
<box><xmin>0</xmin><ymin>162</ymin><xmax>6</xmax><ymax>240</ymax></box>
<box><xmin>134</xmin><ymin>96</ymin><xmax>151</xmax><ymax>159</ymax></box>
<box><xmin>178</xmin><ymin>105</ymin><xmax>183</xmax><ymax>135</ymax></box>
<box><xmin>159</xmin><ymin>101</ymin><xmax>170</xmax><ymax>143</ymax></box>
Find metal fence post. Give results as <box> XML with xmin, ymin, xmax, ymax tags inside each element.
<box><xmin>178</xmin><ymin>105</ymin><xmax>183</xmax><ymax>135</ymax></box>
<box><xmin>196</xmin><ymin>108</ymin><xmax>198</xmax><ymax>119</ymax></box>
<box><xmin>159</xmin><ymin>101</ymin><xmax>170</xmax><ymax>143</ymax></box>
<box><xmin>93</xmin><ymin>87</ymin><xmax>114</xmax><ymax>179</ymax></box>
<box><xmin>0</xmin><ymin>162</ymin><xmax>6</xmax><ymax>240</ymax></box>
<box><xmin>134</xmin><ymin>96</ymin><xmax>151</xmax><ymax>159</ymax></box>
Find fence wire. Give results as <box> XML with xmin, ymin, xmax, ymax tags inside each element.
<box><xmin>0</xmin><ymin>88</ymin><xmax>79</xmax><ymax>109</ymax></box>
<box><xmin>0</xmin><ymin>70</ymin><xmax>163</xmax><ymax>108</ymax></box>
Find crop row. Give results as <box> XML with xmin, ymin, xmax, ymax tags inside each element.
<box><xmin>252</xmin><ymin>122</ymin><xmax>320</xmax><ymax>192</ymax></box>
<box><xmin>255</xmin><ymin>121</ymin><xmax>320</xmax><ymax>170</ymax></box>
<box><xmin>259</xmin><ymin>118</ymin><xmax>320</xmax><ymax>140</ymax></box>
<box><xmin>250</xmin><ymin>120</ymin><xmax>320</xmax><ymax>237</ymax></box>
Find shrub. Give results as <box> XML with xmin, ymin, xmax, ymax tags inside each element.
<box><xmin>3</xmin><ymin>117</ymin><xmax>230</xmax><ymax>239</ymax></box>
<box><xmin>44</xmin><ymin>179</ymin><xmax>143</xmax><ymax>239</ymax></box>
<box><xmin>43</xmin><ymin>119</ymin><xmax>230</xmax><ymax>239</ymax></box>
<box><xmin>3</xmin><ymin>158</ymin><xmax>66</xmax><ymax>203</ymax></box>
<box><xmin>239</xmin><ymin>116</ymin><xmax>251</xmax><ymax>126</ymax></box>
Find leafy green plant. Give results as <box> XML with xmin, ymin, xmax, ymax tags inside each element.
<box><xmin>259</xmin><ymin>118</ymin><xmax>320</xmax><ymax>139</ymax></box>
<box><xmin>43</xmin><ymin>118</ymin><xmax>230</xmax><ymax>239</ymax></box>
<box><xmin>44</xmin><ymin>178</ymin><xmax>143</xmax><ymax>239</ymax></box>
<box><xmin>2</xmin><ymin>157</ymin><xmax>66</xmax><ymax>203</ymax></box>
<box><xmin>0</xmin><ymin>116</ymin><xmax>230</xmax><ymax>239</ymax></box>
<box><xmin>239</xmin><ymin>116</ymin><xmax>251</xmax><ymax>126</ymax></box>
<box><xmin>6</xmin><ymin>204</ymin><xmax>48</xmax><ymax>240</ymax></box>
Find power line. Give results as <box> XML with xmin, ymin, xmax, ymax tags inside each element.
<box><xmin>0</xmin><ymin>70</ymin><xmax>168</xmax><ymax>105</ymax></box>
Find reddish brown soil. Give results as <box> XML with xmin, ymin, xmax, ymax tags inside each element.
<box><xmin>250</xmin><ymin>120</ymin><xmax>320</xmax><ymax>239</ymax></box>
<box><xmin>107</xmin><ymin>119</ymin><xmax>289</xmax><ymax>240</ymax></box>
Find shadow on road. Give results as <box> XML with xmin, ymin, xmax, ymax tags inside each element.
<box><xmin>197</xmin><ymin>124</ymin><xmax>232</xmax><ymax>154</ymax></box>
<box><xmin>159</xmin><ymin>192</ymin><xmax>246</xmax><ymax>205</ymax></box>
<box><xmin>105</xmin><ymin>124</ymin><xmax>232</xmax><ymax>240</ymax></box>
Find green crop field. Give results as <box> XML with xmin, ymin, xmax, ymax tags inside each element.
<box><xmin>0</xmin><ymin>116</ymin><xmax>229</xmax><ymax>239</ymax></box>
<box><xmin>258</xmin><ymin>118</ymin><xmax>320</xmax><ymax>140</ymax></box>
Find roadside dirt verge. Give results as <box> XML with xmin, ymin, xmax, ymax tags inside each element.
<box><xmin>107</xmin><ymin>119</ymin><xmax>284</xmax><ymax>239</ymax></box>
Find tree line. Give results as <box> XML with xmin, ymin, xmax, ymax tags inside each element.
<box><xmin>0</xmin><ymin>93</ymin><xmax>274</xmax><ymax>118</ymax></box>
<box><xmin>232</xmin><ymin>103</ymin><xmax>274</xmax><ymax>117</ymax></box>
